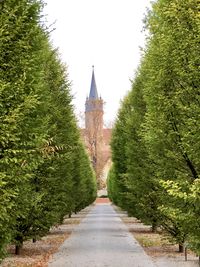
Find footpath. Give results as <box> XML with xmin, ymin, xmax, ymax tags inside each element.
<box><xmin>48</xmin><ymin>201</ymin><xmax>156</xmax><ymax>267</ymax></box>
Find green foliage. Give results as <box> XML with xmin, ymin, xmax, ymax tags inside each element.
<box><xmin>0</xmin><ymin>0</ymin><xmax>96</xmax><ymax>259</ymax></box>
<box><xmin>0</xmin><ymin>0</ymin><xmax>48</xmax><ymax>257</ymax></box>
<box><xmin>110</xmin><ymin>0</ymin><xmax>200</xmax><ymax>254</ymax></box>
<box><xmin>143</xmin><ymin>0</ymin><xmax>200</xmax><ymax>250</ymax></box>
<box><xmin>107</xmin><ymin>164</ymin><xmax>121</xmax><ymax>205</ymax></box>
<box><xmin>109</xmin><ymin>70</ymin><xmax>161</xmax><ymax>226</ymax></box>
<box><xmin>109</xmin><ymin>93</ymin><xmax>133</xmax><ymax>210</ymax></box>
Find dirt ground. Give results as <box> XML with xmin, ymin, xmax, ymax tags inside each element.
<box><xmin>0</xmin><ymin>206</ymin><xmax>92</xmax><ymax>267</ymax></box>
<box><xmin>1</xmin><ymin>201</ymin><xmax>199</xmax><ymax>267</ymax></box>
<box><xmin>115</xmin><ymin>206</ymin><xmax>199</xmax><ymax>267</ymax></box>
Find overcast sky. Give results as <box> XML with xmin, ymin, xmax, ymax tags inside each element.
<box><xmin>43</xmin><ymin>0</ymin><xmax>152</xmax><ymax>125</ymax></box>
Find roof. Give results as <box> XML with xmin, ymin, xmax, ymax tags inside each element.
<box><xmin>89</xmin><ymin>66</ymin><xmax>98</xmax><ymax>100</ymax></box>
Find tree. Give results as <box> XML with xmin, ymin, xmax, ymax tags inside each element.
<box><xmin>142</xmin><ymin>0</ymin><xmax>200</xmax><ymax>251</ymax></box>
<box><xmin>107</xmin><ymin>164</ymin><xmax>121</xmax><ymax>205</ymax></box>
<box><xmin>0</xmin><ymin>0</ymin><xmax>50</xmax><ymax>257</ymax></box>
<box><xmin>109</xmin><ymin>93</ymin><xmax>133</xmax><ymax>210</ymax></box>
<box><xmin>0</xmin><ymin>0</ymin><xmax>97</xmax><ymax>258</ymax></box>
<box><xmin>110</xmin><ymin>0</ymin><xmax>200</xmax><ymax>253</ymax></box>
<box><xmin>12</xmin><ymin>39</ymin><xmax>97</xmax><ymax>254</ymax></box>
<box><xmin>124</xmin><ymin>69</ymin><xmax>161</xmax><ymax>230</ymax></box>
<box><xmin>109</xmin><ymin>69</ymin><xmax>161</xmax><ymax>229</ymax></box>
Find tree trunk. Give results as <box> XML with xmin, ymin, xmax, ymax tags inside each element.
<box><xmin>68</xmin><ymin>211</ymin><xmax>72</xmax><ymax>218</ymax></box>
<box><xmin>151</xmin><ymin>221</ymin><xmax>157</xmax><ymax>233</ymax></box>
<box><xmin>33</xmin><ymin>238</ymin><xmax>36</xmax><ymax>243</ymax></box>
<box><xmin>185</xmin><ymin>246</ymin><xmax>187</xmax><ymax>261</ymax></box>
<box><xmin>179</xmin><ymin>244</ymin><xmax>184</xmax><ymax>253</ymax></box>
<box><xmin>15</xmin><ymin>243</ymin><xmax>23</xmax><ymax>255</ymax></box>
<box><xmin>15</xmin><ymin>236</ymin><xmax>23</xmax><ymax>255</ymax></box>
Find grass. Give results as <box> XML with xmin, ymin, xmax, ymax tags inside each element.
<box><xmin>134</xmin><ymin>234</ymin><xmax>163</xmax><ymax>247</ymax></box>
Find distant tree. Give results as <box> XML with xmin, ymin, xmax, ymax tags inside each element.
<box><xmin>109</xmin><ymin>93</ymin><xmax>133</xmax><ymax>210</ymax></box>
<box><xmin>109</xmin><ymin>71</ymin><xmax>160</xmax><ymax>229</ymax></box>
<box><xmin>124</xmin><ymin>69</ymin><xmax>161</xmax><ymax>230</ymax></box>
<box><xmin>107</xmin><ymin>164</ymin><xmax>120</xmax><ymax>205</ymax></box>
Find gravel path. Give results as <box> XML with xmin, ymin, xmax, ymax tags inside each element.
<box><xmin>48</xmin><ymin>203</ymin><xmax>156</xmax><ymax>267</ymax></box>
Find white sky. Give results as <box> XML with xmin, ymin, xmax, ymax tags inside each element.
<box><xmin>43</xmin><ymin>0</ymin><xmax>152</xmax><ymax>126</ymax></box>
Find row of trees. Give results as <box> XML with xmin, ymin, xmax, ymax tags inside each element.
<box><xmin>108</xmin><ymin>0</ymin><xmax>200</xmax><ymax>254</ymax></box>
<box><xmin>0</xmin><ymin>0</ymin><xmax>96</xmax><ymax>260</ymax></box>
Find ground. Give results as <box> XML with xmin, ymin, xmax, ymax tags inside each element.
<box><xmin>1</xmin><ymin>199</ymin><xmax>199</xmax><ymax>267</ymax></box>
<box><xmin>114</xmin><ymin>205</ymin><xmax>199</xmax><ymax>267</ymax></box>
<box><xmin>0</xmin><ymin>206</ymin><xmax>92</xmax><ymax>267</ymax></box>
<box><xmin>48</xmin><ymin>200</ymin><xmax>155</xmax><ymax>267</ymax></box>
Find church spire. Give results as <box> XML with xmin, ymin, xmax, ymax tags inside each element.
<box><xmin>89</xmin><ymin>66</ymin><xmax>98</xmax><ymax>99</ymax></box>
<box><xmin>85</xmin><ymin>66</ymin><xmax>103</xmax><ymax>113</ymax></box>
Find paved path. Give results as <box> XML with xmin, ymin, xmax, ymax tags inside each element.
<box><xmin>48</xmin><ymin>203</ymin><xmax>156</xmax><ymax>267</ymax></box>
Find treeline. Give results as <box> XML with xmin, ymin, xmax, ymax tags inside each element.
<box><xmin>108</xmin><ymin>0</ymin><xmax>200</xmax><ymax>255</ymax></box>
<box><xmin>0</xmin><ymin>0</ymin><xmax>96</xmax><ymax>260</ymax></box>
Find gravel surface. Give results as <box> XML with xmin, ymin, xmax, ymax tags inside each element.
<box><xmin>114</xmin><ymin>207</ymin><xmax>199</xmax><ymax>267</ymax></box>
<box><xmin>48</xmin><ymin>203</ymin><xmax>156</xmax><ymax>267</ymax></box>
<box><xmin>154</xmin><ymin>257</ymin><xmax>199</xmax><ymax>267</ymax></box>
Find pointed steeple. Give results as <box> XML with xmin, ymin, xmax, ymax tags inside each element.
<box><xmin>89</xmin><ymin>66</ymin><xmax>98</xmax><ymax>99</ymax></box>
<box><xmin>85</xmin><ymin>66</ymin><xmax>103</xmax><ymax>113</ymax></box>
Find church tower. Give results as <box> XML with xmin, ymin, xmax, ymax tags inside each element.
<box><xmin>85</xmin><ymin>66</ymin><xmax>103</xmax><ymax>132</ymax></box>
<box><xmin>85</xmin><ymin>66</ymin><xmax>104</xmax><ymax>175</ymax></box>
